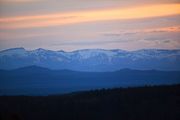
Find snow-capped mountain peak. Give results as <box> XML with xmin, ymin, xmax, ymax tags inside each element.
<box><xmin>0</xmin><ymin>48</ymin><xmax>180</xmax><ymax>71</ymax></box>
<box><xmin>0</xmin><ymin>47</ymin><xmax>27</xmax><ymax>56</ymax></box>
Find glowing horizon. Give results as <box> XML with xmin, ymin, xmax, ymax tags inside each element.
<box><xmin>0</xmin><ymin>0</ymin><xmax>180</xmax><ymax>51</ymax></box>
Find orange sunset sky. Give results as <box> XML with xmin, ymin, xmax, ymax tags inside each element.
<box><xmin>0</xmin><ymin>0</ymin><xmax>180</xmax><ymax>51</ymax></box>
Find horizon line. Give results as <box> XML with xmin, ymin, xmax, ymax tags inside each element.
<box><xmin>1</xmin><ymin>47</ymin><xmax>180</xmax><ymax>53</ymax></box>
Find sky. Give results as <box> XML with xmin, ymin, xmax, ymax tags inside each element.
<box><xmin>0</xmin><ymin>0</ymin><xmax>180</xmax><ymax>51</ymax></box>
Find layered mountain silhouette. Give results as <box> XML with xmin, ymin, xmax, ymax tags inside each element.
<box><xmin>0</xmin><ymin>48</ymin><xmax>180</xmax><ymax>71</ymax></box>
<box><xmin>0</xmin><ymin>66</ymin><xmax>179</xmax><ymax>95</ymax></box>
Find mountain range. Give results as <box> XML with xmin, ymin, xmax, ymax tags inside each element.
<box><xmin>0</xmin><ymin>66</ymin><xmax>179</xmax><ymax>95</ymax></box>
<box><xmin>0</xmin><ymin>48</ymin><xmax>180</xmax><ymax>71</ymax></box>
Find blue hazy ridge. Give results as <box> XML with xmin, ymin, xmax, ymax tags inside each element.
<box><xmin>0</xmin><ymin>66</ymin><xmax>179</xmax><ymax>95</ymax></box>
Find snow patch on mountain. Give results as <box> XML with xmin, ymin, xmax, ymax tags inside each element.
<box><xmin>0</xmin><ymin>48</ymin><xmax>180</xmax><ymax>71</ymax></box>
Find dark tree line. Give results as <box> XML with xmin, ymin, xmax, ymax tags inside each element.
<box><xmin>0</xmin><ymin>85</ymin><xmax>180</xmax><ymax>120</ymax></box>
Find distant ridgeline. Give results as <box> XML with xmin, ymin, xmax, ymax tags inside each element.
<box><xmin>0</xmin><ymin>48</ymin><xmax>180</xmax><ymax>95</ymax></box>
<box><xmin>0</xmin><ymin>66</ymin><xmax>180</xmax><ymax>95</ymax></box>
<box><xmin>0</xmin><ymin>48</ymin><xmax>180</xmax><ymax>71</ymax></box>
